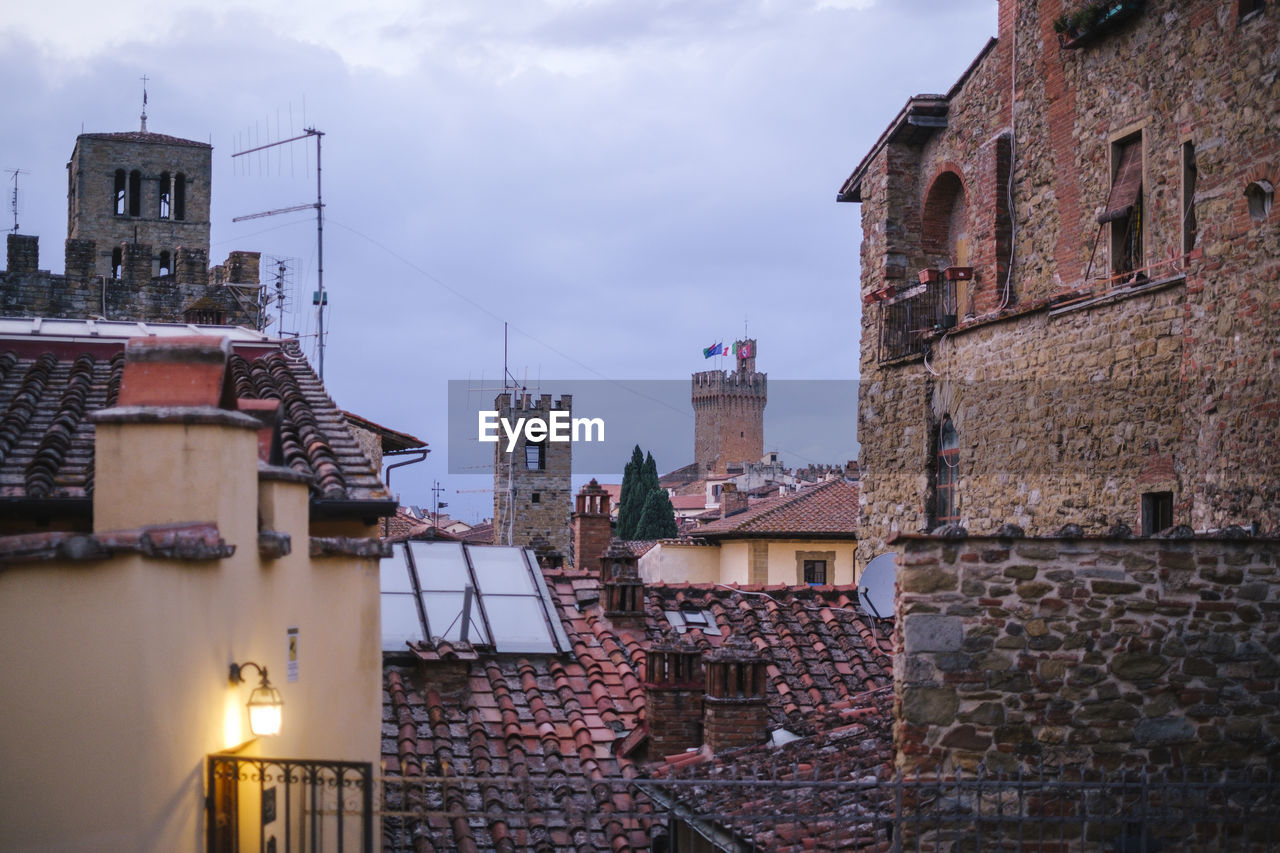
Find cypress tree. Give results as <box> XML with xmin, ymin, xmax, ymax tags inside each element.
<box><xmin>642</xmin><ymin>452</ymin><xmax>660</xmax><ymax>500</ymax></box>
<box><xmin>617</xmin><ymin>445</ymin><xmax>645</xmax><ymax>540</ymax></box>
<box><xmin>635</xmin><ymin>489</ymin><xmax>678</xmax><ymax>540</ymax></box>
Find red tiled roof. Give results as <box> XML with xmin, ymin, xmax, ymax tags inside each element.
<box><xmin>0</xmin><ymin>337</ymin><xmax>389</xmax><ymax>510</ymax></box>
<box><xmin>380</xmin><ymin>573</ymin><xmax>891</xmax><ymax>851</ymax></box>
<box><xmin>644</xmin><ymin>687</ymin><xmax>896</xmax><ymax>852</ymax></box>
<box><xmin>670</xmin><ymin>494</ymin><xmax>706</xmax><ymax>510</ymax></box>
<box><xmin>692</xmin><ymin>479</ymin><xmax>858</xmax><ymax>539</ymax></box>
<box><xmin>340</xmin><ymin>410</ymin><xmax>428</xmax><ymax>452</ymax></box>
<box><xmin>460</xmin><ymin>520</ymin><xmax>494</xmax><ymax>544</ymax></box>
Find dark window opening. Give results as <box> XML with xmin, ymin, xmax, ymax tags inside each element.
<box><xmin>158</xmin><ymin>172</ymin><xmax>171</xmax><ymax>219</ymax></box>
<box><xmin>128</xmin><ymin>170</ymin><xmax>141</xmax><ymax>217</ymax></box>
<box><xmin>1239</xmin><ymin>0</ymin><xmax>1264</xmax><ymax>19</ymax></box>
<box><xmin>111</xmin><ymin>247</ymin><xmax>123</xmax><ymax>280</ymax></box>
<box><xmin>1182</xmin><ymin>142</ymin><xmax>1197</xmax><ymax>254</ymax></box>
<box><xmin>114</xmin><ymin>170</ymin><xmax>126</xmax><ymax>215</ymax></box>
<box><xmin>174</xmin><ymin>173</ymin><xmax>186</xmax><ymax>221</ymax></box>
<box><xmin>1141</xmin><ymin>491</ymin><xmax>1173</xmax><ymax>536</ymax></box>
<box><xmin>921</xmin><ymin>170</ymin><xmax>969</xmax><ymax>318</ymax></box>
<box><xmin>936</xmin><ymin>417</ymin><xmax>960</xmax><ymax>525</ymax></box>
<box><xmin>1105</xmin><ymin>135</ymin><xmax>1143</xmax><ymax>279</ymax></box>
<box><xmin>158</xmin><ymin>250</ymin><xmax>171</xmax><ymax>277</ymax></box>
<box><xmin>525</xmin><ymin>441</ymin><xmax>545</xmax><ymax>471</ymax></box>
<box><xmin>803</xmin><ymin>560</ymin><xmax>827</xmax><ymax>585</ymax></box>
<box><xmin>531</xmin><ymin>492</ymin><xmax>541</xmax><ymax>504</ymax></box>
<box><xmin>1245</xmin><ymin>181</ymin><xmax>1274</xmax><ymax>222</ymax></box>
<box><xmin>184</xmin><ymin>308</ymin><xmax>225</xmax><ymax>325</ymax></box>
<box><xmin>681</xmin><ymin>608</ymin><xmax>710</xmax><ymax>628</ymax></box>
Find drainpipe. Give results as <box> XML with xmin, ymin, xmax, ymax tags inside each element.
<box><xmin>382</xmin><ymin>449</ymin><xmax>429</xmax><ymax>536</ymax></box>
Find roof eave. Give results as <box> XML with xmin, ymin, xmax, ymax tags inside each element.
<box><xmin>694</xmin><ymin>530</ymin><xmax>857</xmax><ymax>542</ymax></box>
<box><xmin>309</xmin><ymin>497</ymin><xmax>399</xmax><ymax>524</ymax></box>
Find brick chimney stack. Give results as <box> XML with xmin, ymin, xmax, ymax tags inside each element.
<box><xmin>643</xmin><ymin>634</ymin><xmax>704</xmax><ymax>757</ymax></box>
<box><xmin>703</xmin><ymin>633</ymin><xmax>769</xmax><ymax>753</ymax></box>
<box><xmin>720</xmin><ymin>483</ymin><xmax>748</xmax><ymax>519</ymax></box>
<box><xmin>573</xmin><ymin>478</ymin><xmax>612</xmax><ymax>573</ymax></box>
<box><xmin>600</xmin><ymin>541</ymin><xmax>645</xmax><ymax>628</ymax></box>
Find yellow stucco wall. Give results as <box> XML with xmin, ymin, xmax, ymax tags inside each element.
<box><xmin>641</xmin><ymin>538</ymin><xmax>858</xmax><ymax>587</ymax></box>
<box><xmin>0</xmin><ymin>417</ymin><xmax>382</xmax><ymax>852</ymax></box>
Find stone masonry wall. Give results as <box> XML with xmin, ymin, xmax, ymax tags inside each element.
<box><xmin>67</xmin><ymin>134</ymin><xmax>212</xmax><ymax>279</ymax></box>
<box><xmin>852</xmin><ymin>0</ymin><xmax>1279</xmax><ymax>567</ymax></box>
<box><xmin>493</xmin><ymin>393</ymin><xmax>573</xmax><ymax>559</ymax></box>
<box><xmin>692</xmin><ymin>342</ymin><xmax>766</xmax><ymax>478</ymax></box>
<box><xmin>894</xmin><ymin>532</ymin><xmax>1280</xmax><ymax>776</ymax></box>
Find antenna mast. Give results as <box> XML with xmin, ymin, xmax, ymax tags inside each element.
<box><xmin>6</xmin><ymin>169</ymin><xmax>28</xmax><ymax>234</ymax></box>
<box><xmin>231</xmin><ymin>128</ymin><xmax>327</xmax><ymax>377</ymax></box>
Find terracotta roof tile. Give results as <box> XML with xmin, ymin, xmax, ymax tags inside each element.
<box><xmin>381</xmin><ymin>569</ymin><xmax>892</xmax><ymax>851</ymax></box>
<box><xmin>692</xmin><ymin>478</ymin><xmax>858</xmax><ymax>538</ymax></box>
<box><xmin>0</xmin><ymin>337</ymin><xmax>388</xmax><ymax>508</ymax></box>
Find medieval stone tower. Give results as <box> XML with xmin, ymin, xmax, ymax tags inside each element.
<box><xmin>692</xmin><ymin>339</ymin><xmax>766</xmax><ymax>477</ymax></box>
<box><xmin>493</xmin><ymin>392</ymin><xmax>573</xmax><ymax>562</ymax></box>
<box><xmin>66</xmin><ymin>129</ymin><xmax>214</xmax><ymax>282</ymax></box>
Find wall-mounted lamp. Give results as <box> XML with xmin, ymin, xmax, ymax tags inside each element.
<box><xmin>229</xmin><ymin>661</ymin><xmax>283</xmax><ymax>736</ymax></box>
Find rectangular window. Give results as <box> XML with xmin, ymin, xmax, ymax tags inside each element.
<box><xmin>530</xmin><ymin>491</ymin><xmax>540</xmax><ymax>504</ymax></box>
<box><xmin>1141</xmin><ymin>491</ymin><xmax>1173</xmax><ymax>536</ymax></box>
<box><xmin>158</xmin><ymin>172</ymin><xmax>171</xmax><ymax>219</ymax></box>
<box><xmin>114</xmin><ymin>170</ymin><xmax>126</xmax><ymax>216</ymax></box>
<box><xmin>1239</xmin><ymin>0</ymin><xmax>1264</xmax><ymax>19</ymax></box>
<box><xmin>128</xmin><ymin>170</ymin><xmax>142</xmax><ymax>217</ymax></box>
<box><xmin>803</xmin><ymin>560</ymin><xmax>827</xmax><ymax>585</ymax></box>
<box><xmin>524</xmin><ymin>442</ymin><xmax>545</xmax><ymax>470</ymax></box>
<box><xmin>1103</xmin><ymin>134</ymin><xmax>1143</xmax><ymax>279</ymax></box>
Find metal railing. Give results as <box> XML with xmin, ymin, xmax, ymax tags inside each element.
<box><xmin>378</xmin><ymin>762</ymin><xmax>1280</xmax><ymax>852</ymax></box>
<box><xmin>880</xmin><ymin>282</ymin><xmax>950</xmax><ymax>362</ymax></box>
<box><xmin>207</xmin><ymin>754</ymin><xmax>374</xmax><ymax>853</ymax></box>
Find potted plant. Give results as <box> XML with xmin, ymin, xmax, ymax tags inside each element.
<box><xmin>919</xmin><ymin>268</ymin><xmax>943</xmax><ymax>284</ymax></box>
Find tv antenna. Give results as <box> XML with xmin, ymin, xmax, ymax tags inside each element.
<box><xmin>231</xmin><ymin>127</ymin><xmax>327</xmax><ymax>377</ymax></box>
<box><xmin>7</xmin><ymin>169</ymin><xmax>28</xmax><ymax>234</ymax></box>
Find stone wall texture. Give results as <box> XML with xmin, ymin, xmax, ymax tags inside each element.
<box><xmin>492</xmin><ymin>393</ymin><xmax>573</xmax><ymax>559</ymax></box>
<box><xmin>849</xmin><ymin>0</ymin><xmax>1280</xmax><ymax>568</ymax></box>
<box><xmin>67</xmin><ymin>133</ymin><xmax>212</xmax><ymax>279</ymax></box>
<box><xmin>692</xmin><ymin>339</ymin><xmax>766</xmax><ymax>478</ymax></box>
<box><xmin>894</xmin><ymin>533</ymin><xmax>1280</xmax><ymax>776</ymax></box>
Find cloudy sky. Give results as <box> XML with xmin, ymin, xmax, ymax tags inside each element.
<box><xmin>1</xmin><ymin>0</ymin><xmax>996</xmax><ymax>520</ymax></box>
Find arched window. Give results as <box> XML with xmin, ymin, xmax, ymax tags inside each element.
<box><xmin>114</xmin><ymin>170</ymin><xmax>126</xmax><ymax>215</ymax></box>
<box><xmin>1245</xmin><ymin>180</ymin><xmax>1274</xmax><ymax>223</ymax></box>
<box><xmin>158</xmin><ymin>172</ymin><xmax>171</xmax><ymax>219</ymax></box>
<box><xmin>111</xmin><ymin>247</ymin><xmax>123</xmax><ymax>280</ymax></box>
<box><xmin>936</xmin><ymin>417</ymin><xmax>959</xmax><ymax>525</ymax></box>
<box><xmin>174</xmin><ymin>173</ymin><xmax>186</xmax><ymax>221</ymax></box>
<box><xmin>128</xmin><ymin>170</ymin><xmax>142</xmax><ymax>217</ymax></box>
<box><xmin>921</xmin><ymin>171</ymin><xmax>969</xmax><ymax>268</ymax></box>
<box><xmin>158</xmin><ymin>250</ymin><xmax>171</xmax><ymax>277</ymax></box>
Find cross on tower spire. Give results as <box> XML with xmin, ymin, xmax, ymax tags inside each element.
<box><xmin>139</xmin><ymin>75</ymin><xmax>149</xmax><ymax>132</ymax></box>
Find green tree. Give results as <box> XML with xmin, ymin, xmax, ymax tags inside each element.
<box><xmin>617</xmin><ymin>444</ymin><xmax>645</xmax><ymax>540</ymax></box>
<box><xmin>635</xmin><ymin>489</ymin><xmax>678</xmax><ymax>540</ymax></box>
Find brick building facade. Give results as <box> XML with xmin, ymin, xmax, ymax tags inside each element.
<box><xmin>492</xmin><ymin>392</ymin><xmax>573</xmax><ymax>561</ymax></box>
<box><xmin>1</xmin><ymin>126</ymin><xmax>262</xmax><ymax>327</ymax></box>
<box><xmin>840</xmin><ymin>0</ymin><xmax>1279</xmax><ymax>564</ymax></box>
<box><xmin>692</xmin><ymin>338</ymin><xmax>766</xmax><ymax>477</ymax></box>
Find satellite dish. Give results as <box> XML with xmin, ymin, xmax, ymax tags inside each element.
<box><xmin>859</xmin><ymin>552</ymin><xmax>898</xmax><ymax>619</ymax></box>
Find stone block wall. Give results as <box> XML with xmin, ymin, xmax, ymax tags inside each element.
<box><xmin>66</xmin><ymin>134</ymin><xmax>212</xmax><ymax>280</ymax></box>
<box><xmin>692</xmin><ymin>341</ymin><xmax>766</xmax><ymax>478</ymax></box>
<box><xmin>6</xmin><ymin>235</ymin><xmax>39</xmax><ymax>274</ymax></box>
<box><xmin>492</xmin><ymin>393</ymin><xmax>573</xmax><ymax>559</ymax></box>
<box><xmin>894</xmin><ymin>532</ymin><xmax>1280</xmax><ymax>776</ymax></box>
<box><xmin>849</xmin><ymin>0</ymin><xmax>1279</xmax><ymax>567</ymax></box>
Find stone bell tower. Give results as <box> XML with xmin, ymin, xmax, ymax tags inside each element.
<box><xmin>691</xmin><ymin>339</ymin><xmax>766</xmax><ymax>477</ymax></box>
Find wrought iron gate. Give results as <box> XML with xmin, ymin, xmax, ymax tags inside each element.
<box><xmin>207</xmin><ymin>754</ymin><xmax>373</xmax><ymax>853</ymax></box>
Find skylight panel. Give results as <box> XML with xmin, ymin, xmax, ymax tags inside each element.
<box><xmin>381</xmin><ymin>594</ymin><xmax>423</xmax><ymax>651</ymax></box>
<box><xmin>379</xmin><ymin>546</ymin><xmax>415</xmax><ymax>593</ymax></box>
<box><xmin>421</xmin><ymin>590</ymin><xmax>489</xmax><ymax>645</ymax></box>
<box><xmin>408</xmin><ymin>541</ymin><xmax>471</xmax><ymax>590</ymax></box>
<box><xmin>480</xmin><ymin>595</ymin><xmax>557</xmax><ymax>653</ymax></box>
<box><xmin>468</xmin><ymin>546</ymin><xmax>536</xmax><ymax>594</ymax></box>
<box><xmin>663</xmin><ymin>608</ymin><xmax>722</xmax><ymax>635</ymax></box>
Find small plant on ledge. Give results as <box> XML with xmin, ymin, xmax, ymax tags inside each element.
<box><xmin>1055</xmin><ymin>0</ymin><xmax>1144</xmax><ymax>49</ymax></box>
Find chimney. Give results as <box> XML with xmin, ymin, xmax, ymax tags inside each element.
<box><xmin>89</xmin><ymin>336</ymin><xmax>259</xmax><ymax>542</ymax></box>
<box><xmin>224</xmin><ymin>250</ymin><xmax>261</xmax><ymax>285</ymax></box>
<box><xmin>702</xmin><ymin>633</ymin><xmax>769</xmax><ymax>753</ymax></box>
<box><xmin>6</xmin><ymin>234</ymin><xmax>38</xmax><ymax>274</ymax></box>
<box><xmin>720</xmin><ymin>483</ymin><xmax>748</xmax><ymax>518</ymax></box>
<box><xmin>643</xmin><ymin>633</ymin><xmax>704</xmax><ymax>757</ymax></box>
<box><xmin>573</xmin><ymin>478</ymin><xmax>612</xmax><ymax>573</ymax></box>
<box><xmin>122</xmin><ymin>241</ymin><xmax>152</xmax><ymax>284</ymax></box>
<box><xmin>600</xmin><ymin>541</ymin><xmax>645</xmax><ymax>628</ymax></box>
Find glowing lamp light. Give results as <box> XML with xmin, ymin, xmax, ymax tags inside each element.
<box><xmin>229</xmin><ymin>661</ymin><xmax>284</xmax><ymax>737</ymax></box>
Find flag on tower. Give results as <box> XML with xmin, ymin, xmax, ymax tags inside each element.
<box><xmin>702</xmin><ymin>342</ymin><xmax>723</xmax><ymax>359</ymax></box>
